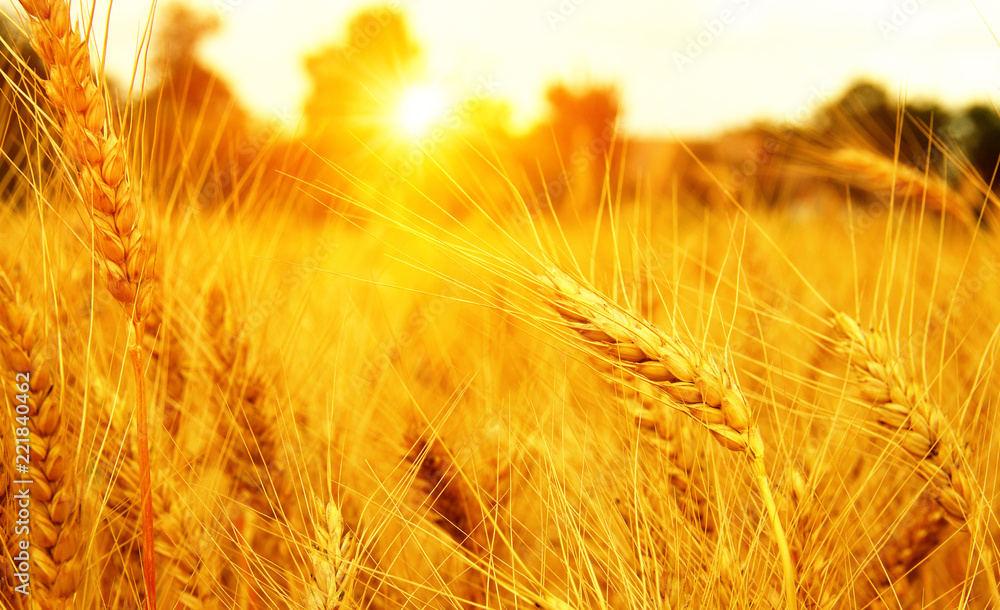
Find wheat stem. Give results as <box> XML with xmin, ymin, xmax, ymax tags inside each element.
<box><xmin>15</xmin><ymin>1</ymin><xmax>159</xmax><ymax>606</ymax></box>
<box><xmin>539</xmin><ymin>266</ymin><xmax>797</xmax><ymax>610</ymax></box>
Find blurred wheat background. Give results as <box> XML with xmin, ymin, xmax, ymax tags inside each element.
<box><xmin>1</xmin><ymin>1</ymin><xmax>999</xmax><ymax>609</ymax></box>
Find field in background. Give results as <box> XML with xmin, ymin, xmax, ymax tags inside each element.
<box><xmin>1</xmin><ymin>2</ymin><xmax>1000</xmax><ymax>609</ymax></box>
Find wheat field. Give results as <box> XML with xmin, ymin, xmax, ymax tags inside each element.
<box><xmin>1</xmin><ymin>1</ymin><xmax>1000</xmax><ymax>609</ymax></box>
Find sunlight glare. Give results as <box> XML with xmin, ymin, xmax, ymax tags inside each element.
<box><xmin>397</xmin><ymin>85</ymin><xmax>449</xmax><ymax>137</ymax></box>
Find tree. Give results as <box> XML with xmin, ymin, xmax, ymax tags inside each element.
<box><xmin>534</xmin><ymin>82</ymin><xmax>621</xmax><ymax>209</ymax></box>
<box><xmin>302</xmin><ymin>6</ymin><xmax>422</xmax><ymax>163</ymax></box>
<box><xmin>952</xmin><ymin>105</ymin><xmax>1000</xmax><ymax>188</ymax></box>
<box><xmin>140</xmin><ymin>3</ymin><xmax>250</xmax><ymax>199</ymax></box>
<box><xmin>545</xmin><ymin>82</ymin><xmax>620</xmax><ymax>156</ymax></box>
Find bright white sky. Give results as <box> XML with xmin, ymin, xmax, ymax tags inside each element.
<box><xmin>3</xmin><ymin>0</ymin><xmax>999</xmax><ymax>136</ymax></box>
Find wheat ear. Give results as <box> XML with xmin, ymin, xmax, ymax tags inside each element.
<box><xmin>626</xmin><ymin>395</ymin><xmax>740</xmax><ymax>605</ymax></box>
<box><xmin>627</xmin><ymin>385</ymin><xmax>716</xmax><ymax>533</ymax></box>
<box><xmin>826</xmin><ymin>147</ymin><xmax>972</xmax><ymax>228</ymax></box>
<box><xmin>306</xmin><ymin>499</ymin><xmax>357</xmax><ymax>610</ymax></box>
<box><xmin>831</xmin><ymin>312</ymin><xmax>998</xmax><ymax>603</ymax></box>
<box><xmin>780</xmin><ymin>458</ymin><xmax>838</xmax><ymax>609</ymax></box>
<box><xmin>831</xmin><ymin>312</ymin><xmax>976</xmax><ymax>525</ymax></box>
<box><xmin>861</xmin><ymin>493</ymin><xmax>950</xmax><ymax>607</ymax></box>
<box><xmin>204</xmin><ymin>287</ymin><xmax>289</xmax><ymax>514</ymax></box>
<box><xmin>405</xmin><ymin>433</ymin><xmax>485</xmax><ymax>555</ymax></box>
<box><xmin>16</xmin><ymin>0</ymin><xmax>159</xmax><ymax>606</ymax></box>
<box><xmin>539</xmin><ymin>267</ymin><xmax>797</xmax><ymax>610</ymax></box>
<box><xmin>0</xmin><ymin>274</ymin><xmax>82</xmax><ymax>607</ymax></box>
<box><xmin>18</xmin><ymin>0</ymin><xmax>154</xmax><ymax>321</ymax></box>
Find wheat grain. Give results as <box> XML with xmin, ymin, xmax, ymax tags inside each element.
<box><xmin>15</xmin><ymin>1</ymin><xmax>160</xmax><ymax>605</ymax></box>
<box><xmin>538</xmin><ymin>266</ymin><xmax>798</xmax><ymax>610</ymax></box>
<box><xmin>306</xmin><ymin>499</ymin><xmax>356</xmax><ymax>610</ymax></box>
<box><xmin>831</xmin><ymin>312</ymin><xmax>976</xmax><ymax>525</ymax></box>
<box><xmin>831</xmin><ymin>311</ymin><xmax>998</xmax><ymax>604</ymax></box>
<box><xmin>0</xmin><ymin>272</ymin><xmax>82</xmax><ymax>607</ymax></box>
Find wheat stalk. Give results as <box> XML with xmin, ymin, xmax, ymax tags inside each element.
<box><xmin>831</xmin><ymin>312</ymin><xmax>976</xmax><ymax>525</ymax></box>
<box><xmin>538</xmin><ymin>266</ymin><xmax>798</xmax><ymax>610</ymax></box>
<box><xmin>306</xmin><ymin>499</ymin><xmax>356</xmax><ymax>610</ymax></box>
<box><xmin>0</xmin><ymin>273</ymin><xmax>82</xmax><ymax>607</ymax></box>
<box><xmin>95</xmin><ymin>369</ymin><xmax>230</xmax><ymax>610</ymax></box>
<box><xmin>108</xmin><ymin>458</ymin><xmax>227</xmax><ymax>610</ymax></box>
<box><xmin>826</xmin><ymin>147</ymin><xmax>973</xmax><ymax>228</ymax></box>
<box><xmin>779</xmin><ymin>457</ymin><xmax>840</xmax><ymax>609</ymax></box>
<box><xmin>15</xmin><ymin>0</ymin><xmax>160</xmax><ymax>606</ymax></box>
<box><xmin>831</xmin><ymin>311</ymin><xmax>998</xmax><ymax>603</ymax></box>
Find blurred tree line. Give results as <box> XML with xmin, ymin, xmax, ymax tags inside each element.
<box><xmin>810</xmin><ymin>80</ymin><xmax>1000</xmax><ymax>186</ymax></box>
<box><xmin>0</xmin><ymin>3</ymin><xmax>996</xmax><ymax>217</ymax></box>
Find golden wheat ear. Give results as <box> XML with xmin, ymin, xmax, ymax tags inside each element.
<box><xmin>306</xmin><ymin>498</ymin><xmax>357</xmax><ymax>610</ymax></box>
<box><xmin>824</xmin><ymin>147</ymin><xmax>974</xmax><ymax>228</ymax></box>
<box><xmin>18</xmin><ymin>0</ymin><xmax>155</xmax><ymax>325</ymax></box>
<box><xmin>15</xmin><ymin>0</ymin><xmax>160</xmax><ymax>606</ymax></box>
<box><xmin>536</xmin><ymin>266</ymin><xmax>798</xmax><ymax>610</ymax></box>
<box><xmin>0</xmin><ymin>273</ymin><xmax>83</xmax><ymax>606</ymax></box>
<box><xmin>831</xmin><ymin>312</ymin><xmax>976</xmax><ymax>525</ymax></box>
<box><xmin>404</xmin><ymin>431</ymin><xmax>485</xmax><ymax>555</ymax></box>
<box><xmin>830</xmin><ymin>312</ymin><xmax>999</xmax><ymax>605</ymax></box>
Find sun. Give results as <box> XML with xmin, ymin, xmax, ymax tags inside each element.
<box><xmin>396</xmin><ymin>84</ymin><xmax>449</xmax><ymax>137</ymax></box>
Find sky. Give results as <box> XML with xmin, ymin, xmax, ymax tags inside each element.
<box><xmin>2</xmin><ymin>0</ymin><xmax>999</xmax><ymax>137</ymax></box>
